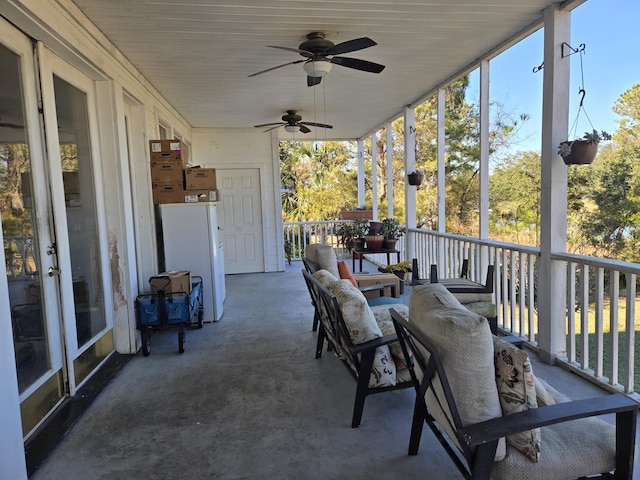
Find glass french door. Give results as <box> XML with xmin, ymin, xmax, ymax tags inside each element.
<box><xmin>1</xmin><ymin>18</ymin><xmax>113</xmax><ymax>439</ymax></box>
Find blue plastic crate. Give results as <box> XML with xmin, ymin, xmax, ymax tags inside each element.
<box><xmin>136</xmin><ymin>293</ymin><xmax>191</xmax><ymax>327</ymax></box>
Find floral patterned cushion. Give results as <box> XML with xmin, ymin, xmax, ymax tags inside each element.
<box><xmin>312</xmin><ymin>269</ymin><xmax>339</xmax><ymax>287</ymax></box>
<box><xmin>328</xmin><ymin>280</ymin><xmax>396</xmax><ymax>388</ymax></box>
<box><xmin>493</xmin><ymin>337</ymin><xmax>541</xmax><ymax>462</ymax></box>
<box><xmin>370</xmin><ymin>303</ymin><xmax>409</xmax><ymax>361</ymax></box>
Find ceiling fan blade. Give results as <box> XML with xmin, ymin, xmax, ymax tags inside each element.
<box><xmin>262</xmin><ymin>125</ymin><xmax>284</xmax><ymax>132</ymax></box>
<box><xmin>248</xmin><ymin>60</ymin><xmax>304</xmax><ymax>77</ymax></box>
<box><xmin>324</xmin><ymin>37</ymin><xmax>377</xmax><ymax>56</ymax></box>
<box><xmin>307</xmin><ymin>75</ymin><xmax>322</xmax><ymax>87</ymax></box>
<box><xmin>330</xmin><ymin>56</ymin><xmax>385</xmax><ymax>74</ymax></box>
<box><xmin>254</xmin><ymin>122</ymin><xmax>285</xmax><ymax>128</ymax></box>
<box><xmin>300</xmin><ymin>121</ymin><xmax>333</xmax><ymax>129</ymax></box>
<box><xmin>267</xmin><ymin>45</ymin><xmax>313</xmax><ymax>57</ymax></box>
<box><xmin>298</xmin><ymin>124</ymin><xmax>312</xmax><ymax>134</ymax></box>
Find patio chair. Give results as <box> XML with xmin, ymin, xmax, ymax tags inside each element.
<box><xmin>389</xmin><ymin>284</ymin><xmax>637</xmax><ymax>480</ymax></box>
<box><xmin>411</xmin><ymin>258</ymin><xmax>498</xmax><ymax>334</ymax></box>
<box><xmin>302</xmin><ymin>268</ymin><xmax>413</xmax><ymax>427</ymax></box>
<box><xmin>303</xmin><ymin>244</ymin><xmax>400</xmax><ymax>330</ymax></box>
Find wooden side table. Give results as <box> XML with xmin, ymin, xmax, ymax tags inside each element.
<box><xmin>352</xmin><ymin>248</ymin><xmax>400</xmax><ymax>272</ymax></box>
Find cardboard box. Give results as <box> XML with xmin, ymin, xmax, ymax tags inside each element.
<box><xmin>149</xmin><ymin>270</ymin><xmax>191</xmax><ymax>294</ymax></box>
<box><xmin>353</xmin><ymin>273</ymin><xmax>400</xmax><ymax>299</ymax></box>
<box><xmin>149</xmin><ymin>140</ymin><xmax>189</xmax><ymax>164</ymax></box>
<box><xmin>184</xmin><ymin>168</ymin><xmax>216</xmax><ymax>190</ymax></box>
<box><xmin>22</xmin><ymin>171</ymin><xmax>80</xmax><ymax>197</ymax></box>
<box><xmin>150</xmin><ymin>159</ymin><xmax>184</xmax><ymax>184</ymax></box>
<box><xmin>184</xmin><ymin>189</ymin><xmax>220</xmax><ymax>203</ymax></box>
<box><xmin>63</xmin><ymin>171</ymin><xmax>80</xmax><ymax>194</ymax></box>
<box><xmin>152</xmin><ymin>183</ymin><xmax>185</xmax><ymax>204</ymax></box>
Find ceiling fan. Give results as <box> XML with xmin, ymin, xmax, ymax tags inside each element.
<box><xmin>248</xmin><ymin>32</ymin><xmax>385</xmax><ymax>87</ymax></box>
<box><xmin>254</xmin><ymin>110</ymin><xmax>333</xmax><ymax>134</ymax></box>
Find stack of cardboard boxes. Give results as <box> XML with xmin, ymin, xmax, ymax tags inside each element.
<box><xmin>149</xmin><ymin>139</ymin><xmax>219</xmax><ymax>204</ymax></box>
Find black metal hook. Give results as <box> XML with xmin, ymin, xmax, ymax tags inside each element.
<box><xmin>562</xmin><ymin>42</ymin><xmax>586</xmax><ymax>58</ymax></box>
<box><xmin>533</xmin><ymin>61</ymin><xmax>544</xmax><ymax>73</ymax></box>
<box><xmin>578</xmin><ymin>88</ymin><xmax>586</xmax><ymax>107</ymax></box>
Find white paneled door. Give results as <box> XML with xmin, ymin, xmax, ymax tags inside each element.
<box><xmin>216</xmin><ymin>168</ymin><xmax>264</xmax><ymax>274</ymax></box>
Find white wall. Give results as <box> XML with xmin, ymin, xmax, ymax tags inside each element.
<box><xmin>191</xmin><ymin>128</ymin><xmax>281</xmax><ymax>272</ymax></box>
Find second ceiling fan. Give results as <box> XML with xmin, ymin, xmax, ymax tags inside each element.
<box><xmin>254</xmin><ymin>110</ymin><xmax>333</xmax><ymax>134</ymax></box>
<box><xmin>248</xmin><ymin>32</ymin><xmax>385</xmax><ymax>87</ymax></box>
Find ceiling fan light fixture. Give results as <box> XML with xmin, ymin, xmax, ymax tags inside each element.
<box><xmin>303</xmin><ymin>59</ymin><xmax>332</xmax><ymax>77</ymax></box>
<box><xmin>284</xmin><ymin>124</ymin><xmax>297</xmax><ymax>133</ymax></box>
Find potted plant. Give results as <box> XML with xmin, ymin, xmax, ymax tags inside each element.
<box><xmin>380</xmin><ymin>218</ymin><xmax>405</xmax><ymax>249</ymax></box>
<box><xmin>380</xmin><ymin>260</ymin><xmax>412</xmax><ymax>293</ymax></box>
<box><xmin>337</xmin><ymin>219</ymin><xmax>368</xmax><ymax>252</ymax></box>
<box><xmin>558</xmin><ymin>129</ymin><xmax>611</xmax><ymax>165</ymax></box>
<box><xmin>407</xmin><ymin>170</ymin><xmax>424</xmax><ymax>186</ymax></box>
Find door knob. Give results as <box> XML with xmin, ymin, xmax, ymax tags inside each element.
<box><xmin>48</xmin><ymin>266</ymin><xmax>61</xmax><ymax>277</ymax></box>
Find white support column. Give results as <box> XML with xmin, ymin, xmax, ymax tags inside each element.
<box><xmin>404</xmin><ymin>106</ymin><xmax>417</xmax><ymax>260</ymax></box>
<box><xmin>437</xmin><ymin>88</ymin><xmax>446</xmax><ymax>269</ymax></box>
<box><xmin>539</xmin><ymin>4</ymin><xmax>570</xmax><ymax>363</ymax></box>
<box><xmin>371</xmin><ymin>133</ymin><xmax>378</xmax><ymax>218</ymax></box>
<box><xmin>386</xmin><ymin>123</ymin><xmax>393</xmax><ymax>223</ymax></box>
<box><xmin>479</xmin><ymin>60</ymin><xmax>491</xmax><ymax>273</ymax></box>
<box><xmin>357</xmin><ymin>139</ymin><xmax>365</xmax><ymax>209</ymax></box>
<box><xmin>479</xmin><ymin>60</ymin><xmax>490</xmax><ymax>240</ymax></box>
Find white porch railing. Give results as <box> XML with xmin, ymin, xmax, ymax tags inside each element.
<box><xmin>286</xmin><ymin>221</ymin><xmax>640</xmax><ymax>398</ymax></box>
<box><xmin>412</xmin><ymin>228</ymin><xmax>640</xmax><ymax>399</ymax></box>
<box><xmin>283</xmin><ymin>220</ymin><xmax>350</xmax><ymax>260</ymax></box>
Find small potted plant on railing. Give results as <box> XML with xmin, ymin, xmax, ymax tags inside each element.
<box><xmin>337</xmin><ymin>219</ymin><xmax>368</xmax><ymax>252</ymax></box>
<box><xmin>380</xmin><ymin>218</ymin><xmax>405</xmax><ymax>250</ymax></box>
<box><xmin>558</xmin><ymin>129</ymin><xmax>611</xmax><ymax>165</ymax></box>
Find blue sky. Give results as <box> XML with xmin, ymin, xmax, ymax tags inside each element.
<box><xmin>470</xmin><ymin>0</ymin><xmax>640</xmax><ymax>155</ymax></box>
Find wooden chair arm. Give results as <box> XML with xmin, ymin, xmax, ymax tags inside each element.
<box><xmin>461</xmin><ymin>394</ymin><xmax>637</xmax><ymax>447</ymax></box>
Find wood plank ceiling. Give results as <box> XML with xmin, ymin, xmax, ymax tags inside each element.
<box><xmin>71</xmin><ymin>0</ymin><xmax>568</xmax><ymax>140</ymax></box>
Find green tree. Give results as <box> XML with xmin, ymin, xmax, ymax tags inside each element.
<box><xmin>280</xmin><ymin>140</ymin><xmax>360</xmax><ymax>221</ymax></box>
<box><xmin>489</xmin><ymin>151</ymin><xmax>541</xmax><ymax>245</ymax></box>
<box><xmin>571</xmin><ymin>84</ymin><xmax>640</xmax><ymax>261</ymax></box>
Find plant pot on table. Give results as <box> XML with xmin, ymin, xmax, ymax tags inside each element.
<box><xmin>382</xmin><ymin>238</ymin><xmax>398</xmax><ymax>250</ymax></box>
<box><xmin>364</xmin><ymin>235</ymin><xmax>384</xmax><ymax>251</ymax></box>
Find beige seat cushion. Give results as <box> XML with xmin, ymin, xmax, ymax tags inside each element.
<box><xmin>328</xmin><ymin>280</ymin><xmax>396</xmax><ymax>388</ymax></box>
<box><xmin>463</xmin><ymin>301</ymin><xmax>496</xmax><ymax>319</ymax></box>
<box><xmin>491</xmin><ymin>416</ymin><xmax>616</xmax><ymax>480</ymax></box>
<box><xmin>305</xmin><ymin>244</ymin><xmax>340</xmax><ymax>278</ymax></box>
<box><xmin>409</xmin><ymin>283</ymin><xmax>506</xmax><ymax>461</ymax></box>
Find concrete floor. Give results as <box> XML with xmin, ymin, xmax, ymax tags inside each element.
<box><xmin>29</xmin><ymin>260</ymin><xmax>639</xmax><ymax>479</ymax></box>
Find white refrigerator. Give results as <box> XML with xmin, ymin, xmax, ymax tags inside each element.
<box><xmin>159</xmin><ymin>203</ymin><xmax>226</xmax><ymax>321</ymax></box>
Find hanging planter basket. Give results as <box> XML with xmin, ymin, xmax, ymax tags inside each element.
<box><xmin>560</xmin><ymin>139</ymin><xmax>598</xmax><ymax>165</ymax></box>
<box><xmin>407</xmin><ymin>171</ymin><xmax>424</xmax><ymax>186</ymax></box>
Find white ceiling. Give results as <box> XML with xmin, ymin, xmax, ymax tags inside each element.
<box><xmin>71</xmin><ymin>0</ymin><xmax>568</xmax><ymax>140</ymax></box>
